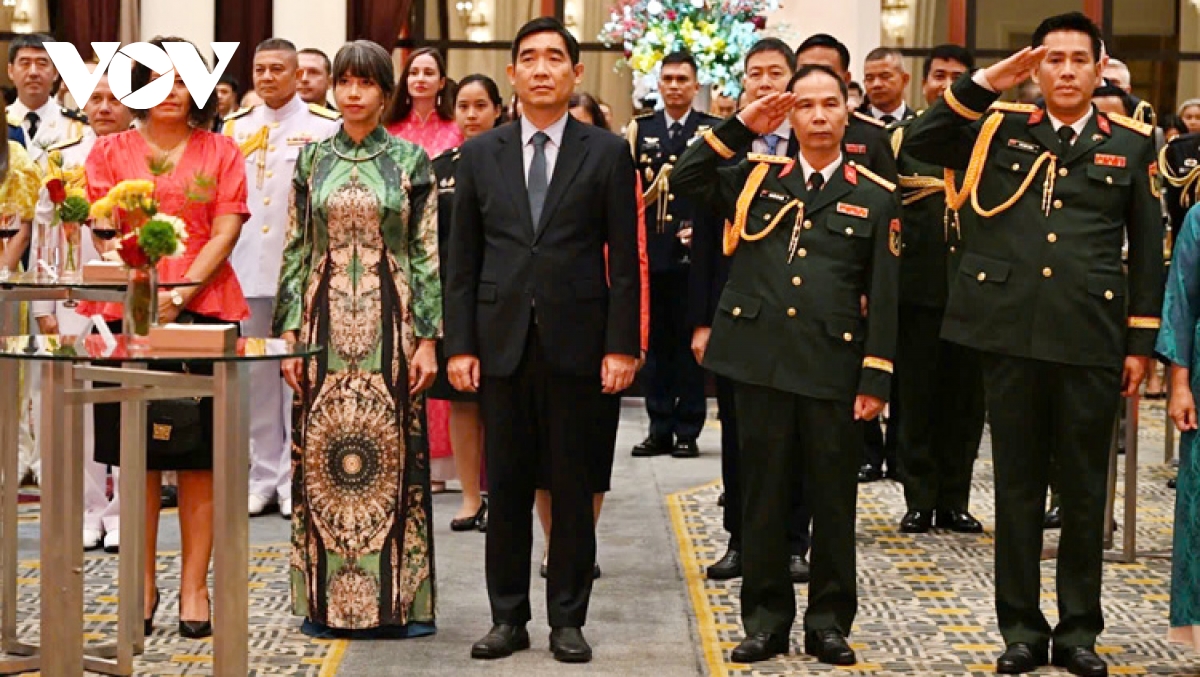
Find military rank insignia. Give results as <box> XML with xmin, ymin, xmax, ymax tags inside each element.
<box><xmin>836</xmin><ymin>202</ymin><xmax>869</xmax><ymax>219</ymax></box>
<box><xmin>845</xmin><ymin>143</ymin><xmax>867</xmax><ymax>155</ymax></box>
<box><xmin>889</xmin><ymin>219</ymin><xmax>902</xmax><ymax>256</ymax></box>
<box><xmin>1094</xmin><ymin>153</ymin><xmax>1127</xmax><ymax>168</ymax></box>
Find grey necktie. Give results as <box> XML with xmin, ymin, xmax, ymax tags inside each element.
<box><xmin>528</xmin><ymin>131</ymin><xmax>549</xmax><ymax>230</ymax></box>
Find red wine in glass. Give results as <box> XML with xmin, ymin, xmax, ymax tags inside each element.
<box><xmin>91</xmin><ymin>226</ymin><xmax>118</xmax><ymax>241</ymax></box>
<box><xmin>0</xmin><ymin>225</ymin><xmax>19</xmax><ymax>240</ymax></box>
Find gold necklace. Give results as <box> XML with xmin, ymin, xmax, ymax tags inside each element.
<box><xmin>330</xmin><ymin>132</ymin><xmax>386</xmax><ymax>181</ymax></box>
<box><xmin>142</xmin><ymin>128</ymin><xmax>192</xmax><ymax>172</ymax></box>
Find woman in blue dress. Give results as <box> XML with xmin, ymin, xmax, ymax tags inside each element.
<box><xmin>1158</xmin><ymin>205</ymin><xmax>1200</xmax><ymax>650</ymax></box>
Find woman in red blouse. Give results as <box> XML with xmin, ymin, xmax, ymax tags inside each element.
<box><xmin>383</xmin><ymin>47</ymin><xmax>463</xmax><ymax>157</ymax></box>
<box><xmin>81</xmin><ymin>37</ymin><xmax>249</xmax><ymax>640</ymax></box>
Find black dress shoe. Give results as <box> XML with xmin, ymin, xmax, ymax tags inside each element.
<box><xmin>1169</xmin><ymin>476</ymin><xmax>1178</xmax><ymax>489</ymax></box>
<box><xmin>144</xmin><ymin>587</ymin><xmax>159</xmax><ymax>636</ymax></box>
<box><xmin>730</xmin><ymin>632</ymin><xmax>788</xmax><ymax>663</ymax></box>
<box><xmin>707</xmin><ymin>547</ymin><xmax>742</xmax><ymax>580</ymax></box>
<box><xmin>671</xmin><ymin>439</ymin><xmax>700</xmax><ymax>458</ymax></box>
<box><xmin>803</xmin><ymin>629</ymin><xmax>856</xmax><ymax>666</ymax></box>
<box><xmin>471</xmin><ymin>624</ymin><xmax>530</xmax><ymax>659</ymax></box>
<box><xmin>935</xmin><ymin>508</ymin><xmax>984</xmax><ymax>533</ymax></box>
<box><xmin>857</xmin><ymin>464</ymin><xmax>883</xmax><ymax>483</ymax></box>
<box><xmin>996</xmin><ymin>642</ymin><xmax>1049</xmax><ymax>674</ymax></box>
<box><xmin>900</xmin><ymin>509</ymin><xmax>933</xmax><ymax>533</ymax></box>
<box><xmin>789</xmin><ymin>554</ymin><xmax>810</xmax><ymax>583</ymax></box>
<box><xmin>593</xmin><ymin>562</ymin><xmax>602</xmax><ymax>579</ymax></box>
<box><xmin>1052</xmin><ymin>646</ymin><xmax>1108</xmax><ymax>677</ymax></box>
<box><xmin>549</xmin><ymin>627</ymin><xmax>592</xmax><ymax>663</ymax></box>
<box><xmin>1044</xmin><ymin>506</ymin><xmax>1062</xmax><ymax>529</ymax></box>
<box><xmin>450</xmin><ymin>501</ymin><xmax>487</xmax><ymax>532</ymax></box>
<box><xmin>632</xmin><ymin>435</ymin><xmax>673</xmax><ymax>457</ymax></box>
<box><xmin>717</xmin><ymin>492</ymin><xmax>726</xmax><ymax>507</ymax></box>
<box><xmin>161</xmin><ymin>485</ymin><xmax>178</xmax><ymax>509</ymax></box>
<box><xmin>477</xmin><ymin>510</ymin><xmax>488</xmax><ymax>532</ymax></box>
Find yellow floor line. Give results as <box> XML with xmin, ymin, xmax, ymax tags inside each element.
<box><xmin>318</xmin><ymin>638</ymin><xmax>349</xmax><ymax>677</ymax></box>
<box><xmin>668</xmin><ymin>479</ymin><xmax>728</xmax><ymax>677</ymax></box>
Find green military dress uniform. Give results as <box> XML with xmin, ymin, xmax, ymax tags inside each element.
<box><xmin>672</xmin><ymin>116</ymin><xmax>900</xmax><ymax>639</ymax></box>
<box><xmin>891</xmin><ymin>115</ymin><xmax>986</xmax><ymax>516</ymax></box>
<box><xmin>905</xmin><ymin>74</ymin><xmax>1163</xmax><ymax>651</ymax></box>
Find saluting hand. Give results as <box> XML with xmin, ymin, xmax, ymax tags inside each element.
<box><xmin>739</xmin><ymin>92</ymin><xmax>798</xmax><ymax>137</ymax></box>
<box><xmin>981</xmin><ymin>46</ymin><xmax>1048</xmax><ymax>92</ymax></box>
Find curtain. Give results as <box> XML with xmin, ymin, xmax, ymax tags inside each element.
<box><xmin>57</xmin><ymin>0</ymin><xmax>121</xmax><ymax>50</ymax></box>
<box><xmin>215</xmin><ymin>0</ymin><xmax>272</xmax><ymax>102</ymax></box>
<box><xmin>347</xmin><ymin>0</ymin><xmax>414</xmax><ymax>51</ymax></box>
<box><xmin>119</xmin><ymin>0</ymin><xmax>140</xmax><ymax>45</ymax></box>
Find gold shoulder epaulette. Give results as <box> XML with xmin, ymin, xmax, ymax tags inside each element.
<box><xmin>889</xmin><ymin>126</ymin><xmax>904</xmax><ymax>159</ymax></box>
<box><xmin>5</xmin><ymin>110</ymin><xmax>20</xmax><ymax>128</ymax></box>
<box><xmin>223</xmin><ymin>106</ymin><xmax>253</xmax><ymax>122</ymax></box>
<box><xmin>625</xmin><ymin>118</ymin><xmax>639</xmax><ymax>155</ymax></box>
<box><xmin>1107</xmin><ymin>112</ymin><xmax>1153</xmax><ymax>137</ymax></box>
<box><xmin>633</xmin><ymin>110</ymin><xmax>655</xmax><ymax>120</ymax></box>
<box><xmin>47</xmin><ymin>136</ymin><xmax>83</xmax><ymax>152</ymax></box>
<box><xmin>988</xmin><ymin>101</ymin><xmax>1038</xmax><ymax>114</ymax></box>
<box><xmin>61</xmin><ymin>107</ymin><xmax>87</xmax><ymax>123</ymax></box>
<box><xmin>308</xmin><ymin>103</ymin><xmax>341</xmax><ymax>120</ymax></box>
<box><xmin>853</xmin><ymin>111</ymin><xmax>885</xmax><ymax>128</ymax></box>
<box><xmin>853</xmin><ymin>163</ymin><xmax>897</xmax><ymax>192</ymax></box>
<box><xmin>746</xmin><ymin>153</ymin><xmax>791</xmax><ymax>164</ymax></box>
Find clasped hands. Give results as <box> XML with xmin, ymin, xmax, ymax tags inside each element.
<box><xmin>448</xmin><ymin>353</ymin><xmax>638</xmax><ymax>395</ymax></box>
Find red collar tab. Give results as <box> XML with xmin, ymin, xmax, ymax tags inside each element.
<box><xmin>778</xmin><ymin>159</ymin><xmax>797</xmax><ymax>178</ymax></box>
<box><xmin>844</xmin><ymin>163</ymin><xmax>858</xmax><ymax>185</ymax></box>
<box><xmin>1096</xmin><ymin>114</ymin><xmax>1111</xmax><ymax>135</ymax></box>
<box><xmin>1028</xmin><ymin>108</ymin><xmax>1045</xmax><ymax>126</ymax></box>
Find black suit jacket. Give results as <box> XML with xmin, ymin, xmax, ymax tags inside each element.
<box><xmin>445</xmin><ymin>115</ymin><xmax>641</xmax><ymax>378</ymax></box>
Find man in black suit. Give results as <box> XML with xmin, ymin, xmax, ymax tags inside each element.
<box><xmin>446</xmin><ymin>17</ymin><xmax>641</xmax><ymax>665</ymax></box>
<box><xmin>627</xmin><ymin>50</ymin><xmax>720</xmax><ymax>460</ymax></box>
<box><xmin>860</xmin><ymin>46</ymin><xmax>915</xmax><ymax>124</ymax></box>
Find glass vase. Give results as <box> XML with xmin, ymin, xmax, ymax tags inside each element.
<box><xmin>60</xmin><ymin>221</ymin><xmax>81</xmax><ymax>280</ymax></box>
<box><xmin>123</xmin><ymin>265</ymin><xmax>158</xmax><ymax>348</ymax></box>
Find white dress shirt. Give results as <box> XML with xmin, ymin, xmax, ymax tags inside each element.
<box><xmin>870</xmin><ymin>102</ymin><xmax>909</xmax><ymax>121</ymax></box>
<box><xmin>521</xmin><ymin>112</ymin><xmax>569</xmax><ymax>185</ymax></box>
<box><xmin>798</xmin><ymin>152</ymin><xmax>844</xmax><ymax>187</ymax></box>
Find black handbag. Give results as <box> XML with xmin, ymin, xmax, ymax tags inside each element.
<box><xmin>147</xmin><ymin>395</ymin><xmax>208</xmax><ymax>459</ymax></box>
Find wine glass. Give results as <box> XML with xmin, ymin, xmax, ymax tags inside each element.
<box><xmin>90</xmin><ymin>215</ymin><xmax>119</xmax><ymax>243</ymax></box>
<box><xmin>0</xmin><ymin>202</ymin><xmax>20</xmax><ymax>281</ymax></box>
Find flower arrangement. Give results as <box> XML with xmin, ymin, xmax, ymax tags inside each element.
<box><xmin>599</xmin><ymin>0</ymin><xmax>781</xmax><ymax>98</ymax></box>
<box><xmin>44</xmin><ymin>150</ymin><xmax>92</xmax><ymax>277</ymax></box>
<box><xmin>90</xmin><ymin>179</ymin><xmax>189</xmax><ymax>269</ymax></box>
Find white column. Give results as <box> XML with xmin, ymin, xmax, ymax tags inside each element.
<box><xmin>767</xmin><ymin>0</ymin><xmax>882</xmax><ymax>81</ymax></box>
<box><xmin>273</xmin><ymin>0</ymin><xmax>348</xmax><ymax>64</ymax></box>
<box><xmin>139</xmin><ymin>0</ymin><xmax>215</xmax><ymax>47</ymax></box>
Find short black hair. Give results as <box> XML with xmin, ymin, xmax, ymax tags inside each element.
<box><xmin>332</xmin><ymin>40</ymin><xmax>396</xmax><ymax>103</ymax></box>
<box><xmin>1092</xmin><ymin>83</ymin><xmax>1132</xmax><ymax>115</ymax></box>
<box><xmin>512</xmin><ymin>17</ymin><xmax>580</xmax><ymax>65</ymax></box>
<box><xmin>1031</xmin><ymin>11</ymin><xmax>1102</xmax><ymax>61</ymax></box>
<box><xmin>569</xmin><ymin>91</ymin><xmax>609</xmax><ymax>131</ymax></box>
<box><xmin>298</xmin><ymin>47</ymin><xmax>332</xmax><ymax>76</ymax></box>
<box><xmin>745</xmin><ymin>38</ymin><xmax>796</xmax><ymax>73</ymax></box>
<box><xmin>795</xmin><ymin>34</ymin><xmax>851</xmax><ymax>73</ymax></box>
<box><xmin>661</xmin><ymin>50</ymin><xmax>698</xmax><ymax>76</ymax></box>
<box><xmin>130</xmin><ymin>36</ymin><xmax>217</xmax><ymax>128</ymax></box>
<box><xmin>218</xmin><ymin>73</ymin><xmax>242</xmax><ymax>98</ymax></box>
<box><xmin>848</xmin><ymin>81</ymin><xmax>863</xmax><ymax>95</ymax></box>
<box><xmin>256</xmin><ymin>38</ymin><xmax>297</xmax><ymax>54</ymax></box>
<box><xmin>787</xmin><ymin>64</ymin><xmax>848</xmax><ymax>101</ymax></box>
<box><xmin>864</xmin><ymin>46</ymin><xmax>904</xmax><ymax>65</ymax></box>
<box><xmin>922</xmin><ymin>44</ymin><xmax>974</xmax><ymax>81</ymax></box>
<box><xmin>8</xmin><ymin>33</ymin><xmax>52</xmax><ymax>65</ymax></box>
<box><xmin>1161</xmin><ymin>113</ymin><xmax>1189</xmax><ymax>137</ymax></box>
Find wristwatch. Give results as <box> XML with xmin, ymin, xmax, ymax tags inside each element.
<box><xmin>170</xmin><ymin>289</ymin><xmax>185</xmax><ymax>307</ymax></box>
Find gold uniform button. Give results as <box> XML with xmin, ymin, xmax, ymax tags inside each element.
<box><xmin>803</xmin><ymin>220</ymin><xmax>813</xmax><ymax>230</ymax></box>
<box><xmin>842</xmin><ymin>332</ymin><xmax>853</xmax><ymax>342</ymax></box>
<box><xmin>668</xmin><ymin>193</ymin><xmax>675</xmax><ymax>201</ymax></box>
<box><xmin>949</xmin><ymin>245</ymin><xmax>957</xmax><ymax>253</ymax></box>
<box><xmin>791</xmin><ymin>276</ymin><xmax>802</xmax><ymax>286</ymax></box>
<box><xmin>844</xmin><ymin>227</ymin><xmax>854</xmax><ymax>236</ymax></box>
<box><xmin>787</xmin><ymin>307</ymin><xmax>797</xmax><ymax>317</ymax></box>
<box><xmin>1053</xmin><ymin>199</ymin><xmax>1063</xmax><ymax>209</ymax></box>
<box><xmin>797</xmin><ymin>248</ymin><xmax>807</xmax><ymax>258</ymax></box>
<box><xmin>732</xmin><ymin>307</ymin><xmax>742</xmax><ymax>317</ymax></box>
<box><xmin>665</xmin><ymin>214</ymin><xmax>674</xmax><ymax>222</ymax></box>
<box><xmin>268</xmin><ymin>144</ymin><xmax>276</xmax><ymax>152</ymax></box>
<box><xmin>1058</xmin><ymin>167</ymin><xmax>1068</xmax><ymax>177</ymax></box>
<box><xmin>763</xmin><ymin>213</ymin><xmax>772</xmax><ymax>220</ymax></box>
<box><xmin>1047</xmin><ymin>233</ymin><xmax>1057</xmax><ymax>243</ymax></box>
<box><xmin>261</xmin><ymin>225</ymin><xmax>270</xmax><ymax>234</ymax></box>
<box><xmin>263</xmin><ymin>197</ymin><xmax>272</xmax><ymax>206</ymax></box>
<box><xmin>266</xmin><ymin>170</ymin><xmax>274</xmax><ymax>178</ymax></box>
<box><xmin>669</xmin><ymin>155</ymin><xmax>677</xmax><ymax>162</ymax></box>
<box><xmin>269</xmin><ymin>122</ymin><xmax>280</xmax><ymax>129</ymax></box>
<box><xmin>1042</xmin><ymin>267</ymin><xmax>1053</xmax><ymax>278</ymax></box>
<box><xmin>1011</xmin><ymin>163</ymin><xmax>1021</xmax><ymax>171</ymax></box>
<box><xmin>976</xmin><ymin>272</ymin><xmax>987</xmax><ymax>282</ymax></box>
<box><xmin>1104</xmin><ymin>290</ymin><xmax>1115</xmax><ymax>300</ymax></box>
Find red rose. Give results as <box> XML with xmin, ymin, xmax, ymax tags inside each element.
<box><xmin>46</xmin><ymin>178</ymin><xmax>65</xmax><ymax>204</ymax></box>
<box><xmin>116</xmin><ymin>232</ymin><xmax>149</xmax><ymax>268</ymax></box>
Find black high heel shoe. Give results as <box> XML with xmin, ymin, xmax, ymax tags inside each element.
<box><xmin>450</xmin><ymin>500</ymin><xmax>487</xmax><ymax>532</ymax></box>
<box><xmin>179</xmin><ymin>597</ymin><xmax>212</xmax><ymax>639</ymax></box>
<box><xmin>144</xmin><ymin>588</ymin><xmax>160</xmax><ymax>636</ymax></box>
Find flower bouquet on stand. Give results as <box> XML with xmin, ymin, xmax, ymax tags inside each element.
<box><xmin>43</xmin><ymin>150</ymin><xmax>91</xmax><ymax>281</ymax></box>
<box><xmin>90</xmin><ymin>179</ymin><xmax>189</xmax><ymax>346</ymax></box>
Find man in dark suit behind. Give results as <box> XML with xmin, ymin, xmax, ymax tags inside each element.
<box><xmin>446</xmin><ymin>17</ymin><xmax>640</xmax><ymax>665</ymax></box>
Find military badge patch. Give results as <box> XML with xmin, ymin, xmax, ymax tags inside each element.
<box><xmin>837</xmin><ymin>203</ymin><xmax>869</xmax><ymax>218</ymax></box>
<box><xmin>1006</xmin><ymin>138</ymin><xmax>1041</xmax><ymax>154</ymax></box>
<box><xmin>1094</xmin><ymin>153</ymin><xmax>1127</xmax><ymax>168</ymax></box>
<box><xmin>889</xmin><ymin>218</ymin><xmax>902</xmax><ymax>257</ymax></box>
<box><xmin>845</xmin><ymin>143</ymin><xmax>867</xmax><ymax>154</ymax></box>
<box><xmin>758</xmin><ymin>190</ymin><xmax>789</xmax><ymax>203</ymax></box>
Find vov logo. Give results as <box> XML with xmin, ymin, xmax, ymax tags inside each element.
<box><xmin>45</xmin><ymin>41</ymin><xmax>239</xmax><ymax>109</ymax></box>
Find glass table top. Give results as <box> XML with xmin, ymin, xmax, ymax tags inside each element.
<box><xmin>0</xmin><ymin>271</ymin><xmax>194</xmax><ymax>290</ymax></box>
<box><xmin>0</xmin><ymin>335</ymin><xmax>321</xmax><ymax>363</ymax></box>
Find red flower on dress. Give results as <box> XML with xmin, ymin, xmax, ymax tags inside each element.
<box><xmin>46</xmin><ymin>178</ymin><xmax>66</xmax><ymax>204</ymax></box>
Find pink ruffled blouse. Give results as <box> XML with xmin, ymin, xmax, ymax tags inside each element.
<box><xmin>386</xmin><ymin>110</ymin><xmax>463</xmax><ymax>157</ymax></box>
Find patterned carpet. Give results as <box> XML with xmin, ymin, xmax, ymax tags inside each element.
<box><xmin>3</xmin><ymin>535</ymin><xmax>346</xmax><ymax>676</ymax></box>
<box><xmin>669</xmin><ymin>402</ymin><xmax>1200</xmax><ymax>677</ymax></box>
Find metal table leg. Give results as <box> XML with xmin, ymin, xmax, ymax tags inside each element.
<box><xmin>212</xmin><ymin>362</ymin><xmax>249</xmax><ymax>676</ymax></box>
<box><xmin>38</xmin><ymin>360</ymin><xmax>84</xmax><ymax>676</ymax></box>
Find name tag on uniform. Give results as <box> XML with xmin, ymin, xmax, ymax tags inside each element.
<box><xmin>845</xmin><ymin>143</ymin><xmax>867</xmax><ymax>154</ymax></box>
<box><xmin>1007</xmin><ymin>139</ymin><xmax>1041</xmax><ymax>154</ymax></box>
<box><xmin>287</xmin><ymin>133</ymin><xmax>316</xmax><ymax>146</ymax></box>
<box><xmin>758</xmin><ymin>189</ymin><xmax>789</xmax><ymax>203</ymax></box>
<box><xmin>642</xmin><ymin>137</ymin><xmax>661</xmax><ymax>150</ymax></box>
<box><xmin>1094</xmin><ymin>153</ymin><xmax>1126</xmax><ymax>168</ymax></box>
<box><xmin>1186</xmin><ymin>158</ymin><xmax>1198</xmax><ymax>168</ymax></box>
<box><xmin>837</xmin><ymin>203</ymin><xmax>870</xmax><ymax>219</ymax></box>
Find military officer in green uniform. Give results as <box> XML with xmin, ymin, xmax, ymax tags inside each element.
<box><xmin>891</xmin><ymin>44</ymin><xmax>986</xmax><ymax>535</ymax></box>
<box><xmin>673</xmin><ymin>64</ymin><xmax>900</xmax><ymax>666</ymax></box>
<box><xmin>905</xmin><ymin>12</ymin><xmax>1162</xmax><ymax>677</ymax></box>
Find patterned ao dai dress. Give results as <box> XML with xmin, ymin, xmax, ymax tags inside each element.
<box><xmin>274</xmin><ymin>126</ymin><xmax>441</xmax><ymax>636</ymax></box>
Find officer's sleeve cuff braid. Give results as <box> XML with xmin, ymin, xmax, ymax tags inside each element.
<box><xmin>862</xmin><ymin>356</ymin><xmax>894</xmax><ymax>374</ymax></box>
<box><xmin>702</xmin><ymin>129</ymin><xmax>736</xmax><ymax>159</ymax></box>
<box><xmin>944</xmin><ymin>77</ymin><xmax>996</xmax><ymax>122</ymax></box>
<box><xmin>1128</xmin><ymin>316</ymin><xmax>1162</xmax><ymax>329</ymax></box>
